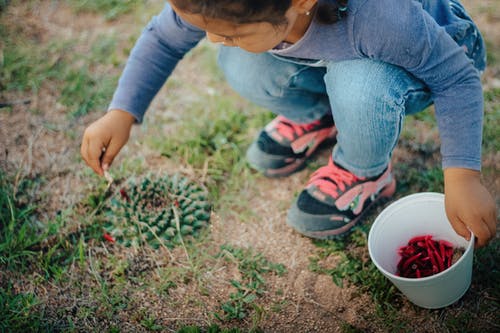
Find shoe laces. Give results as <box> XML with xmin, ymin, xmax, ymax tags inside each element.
<box><xmin>273</xmin><ymin>116</ymin><xmax>323</xmax><ymax>141</ymax></box>
<box><xmin>307</xmin><ymin>159</ymin><xmax>362</xmax><ymax>198</ymax></box>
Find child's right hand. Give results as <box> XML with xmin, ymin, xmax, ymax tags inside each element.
<box><xmin>81</xmin><ymin>109</ymin><xmax>136</xmax><ymax>176</ymax></box>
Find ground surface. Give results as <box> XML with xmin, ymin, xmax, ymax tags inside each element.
<box><xmin>0</xmin><ymin>1</ymin><xmax>498</xmax><ymax>332</ymax></box>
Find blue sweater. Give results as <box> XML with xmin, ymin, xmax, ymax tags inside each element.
<box><xmin>109</xmin><ymin>0</ymin><xmax>485</xmax><ymax>171</ymax></box>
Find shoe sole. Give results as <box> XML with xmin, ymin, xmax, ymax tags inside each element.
<box><xmin>286</xmin><ymin>178</ymin><xmax>397</xmax><ymax>239</ymax></box>
<box><xmin>246</xmin><ymin>129</ymin><xmax>337</xmax><ymax>178</ymax></box>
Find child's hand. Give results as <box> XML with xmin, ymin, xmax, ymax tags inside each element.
<box><xmin>81</xmin><ymin>109</ymin><xmax>136</xmax><ymax>176</ymax></box>
<box><xmin>444</xmin><ymin>168</ymin><xmax>497</xmax><ymax>248</ymax></box>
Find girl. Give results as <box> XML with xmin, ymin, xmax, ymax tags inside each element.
<box><xmin>81</xmin><ymin>0</ymin><xmax>496</xmax><ymax>246</ymax></box>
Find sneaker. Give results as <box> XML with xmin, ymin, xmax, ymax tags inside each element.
<box><xmin>287</xmin><ymin>159</ymin><xmax>396</xmax><ymax>239</ymax></box>
<box><xmin>246</xmin><ymin>114</ymin><xmax>337</xmax><ymax>177</ymax></box>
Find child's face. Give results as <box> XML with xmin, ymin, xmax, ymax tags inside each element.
<box><xmin>171</xmin><ymin>3</ymin><xmax>300</xmax><ymax>53</ymax></box>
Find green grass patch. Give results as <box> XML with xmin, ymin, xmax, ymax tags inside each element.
<box><xmin>0</xmin><ymin>171</ymin><xmax>45</xmax><ymax>270</ymax></box>
<box><xmin>0</xmin><ymin>21</ymin><xmax>119</xmax><ymax>117</ymax></box>
<box><xmin>0</xmin><ymin>168</ymin><xmax>108</xmax><ymax>281</ymax></box>
<box><xmin>0</xmin><ymin>283</ymin><xmax>52</xmax><ymax>333</ymax></box>
<box><xmin>483</xmin><ymin>88</ymin><xmax>500</xmax><ymax>153</ymax></box>
<box><xmin>396</xmin><ymin>164</ymin><xmax>444</xmax><ymax>194</ymax></box>
<box><xmin>441</xmin><ymin>240</ymin><xmax>500</xmax><ymax>332</ymax></box>
<box><xmin>177</xmin><ymin>324</ymin><xmax>254</xmax><ymax>333</ymax></box>
<box><xmin>59</xmin><ymin>65</ymin><xmax>117</xmax><ymax>117</ymax></box>
<box><xmin>154</xmin><ymin>95</ymin><xmax>252</xmax><ymax>200</ymax></box>
<box><xmin>214</xmin><ymin>244</ymin><xmax>286</xmax><ymax>322</ymax></box>
<box><xmin>68</xmin><ymin>0</ymin><xmax>145</xmax><ymax>20</ymax></box>
<box><xmin>473</xmin><ymin>239</ymin><xmax>500</xmax><ymax>299</ymax></box>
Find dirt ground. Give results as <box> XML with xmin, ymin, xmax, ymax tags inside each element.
<box><xmin>1</xmin><ymin>1</ymin><xmax>499</xmax><ymax>332</ymax></box>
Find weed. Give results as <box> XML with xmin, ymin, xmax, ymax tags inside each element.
<box><xmin>0</xmin><ymin>283</ymin><xmax>51</xmax><ymax>332</ymax></box>
<box><xmin>0</xmin><ymin>171</ymin><xmax>43</xmax><ymax>270</ymax></box>
<box><xmin>214</xmin><ymin>244</ymin><xmax>286</xmax><ymax>321</ymax></box>
<box><xmin>177</xmin><ymin>324</ymin><xmax>248</xmax><ymax>333</ymax></box>
<box><xmin>140</xmin><ymin>314</ymin><xmax>164</xmax><ymax>331</ymax></box>
<box><xmin>340</xmin><ymin>322</ymin><xmax>365</xmax><ymax>333</ymax></box>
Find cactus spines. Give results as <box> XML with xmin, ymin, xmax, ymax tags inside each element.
<box><xmin>104</xmin><ymin>173</ymin><xmax>211</xmax><ymax>248</ymax></box>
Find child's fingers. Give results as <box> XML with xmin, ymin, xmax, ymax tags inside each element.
<box><xmin>85</xmin><ymin>139</ymin><xmax>106</xmax><ymax>176</ymax></box>
<box><xmin>486</xmin><ymin>209</ymin><xmax>498</xmax><ymax>237</ymax></box>
<box><xmin>100</xmin><ymin>139</ymin><xmax>121</xmax><ymax>171</ymax></box>
<box><xmin>448</xmin><ymin>216</ymin><xmax>471</xmax><ymax>241</ymax></box>
<box><xmin>469</xmin><ymin>220</ymin><xmax>493</xmax><ymax>248</ymax></box>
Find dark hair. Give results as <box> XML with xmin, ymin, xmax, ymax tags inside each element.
<box><xmin>317</xmin><ymin>0</ymin><xmax>349</xmax><ymax>24</ymax></box>
<box><xmin>170</xmin><ymin>0</ymin><xmax>292</xmax><ymax>26</ymax></box>
<box><xmin>171</xmin><ymin>0</ymin><xmax>349</xmax><ymax>26</ymax></box>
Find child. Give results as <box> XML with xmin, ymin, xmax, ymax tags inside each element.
<box><xmin>81</xmin><ymin>0</ymin><xmax>496</xmax><ymax>247</ymax></box>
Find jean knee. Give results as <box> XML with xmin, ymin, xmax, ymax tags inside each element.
<box><xmin>325</xmin><ymin>59</ymin><xmax>431</xmax><ymax>119</ymax></box>
<box><xmin>326</xmin><ymin>60</ymin><xmax>404</xmax><ymax>119</ymax></box>
<box><xmin>217</xmin><ymin>46</ymin><xmax>294</xmax><ymax>100</ymax></box>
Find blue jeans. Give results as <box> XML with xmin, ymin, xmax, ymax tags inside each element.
<box><xmin>217</xmin><ymin>1</ymin><xmax>485</xmax><ymax>178</ymax></box>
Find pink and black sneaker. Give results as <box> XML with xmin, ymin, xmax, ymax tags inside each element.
<box><xmin>246</xmin><ymin>114</ymin><xmax>337</xmax><ymax>177</ymax></box>
<box><xmin>287</xmin><ymin>158</ymin><xmax>396</xmax><ymax>239</ymax></box>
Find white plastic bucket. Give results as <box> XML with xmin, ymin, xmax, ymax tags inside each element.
<box><xmin>368</xmin><ymin>192</ymin><xmax>474</xmax><ymax>309</ymax></box>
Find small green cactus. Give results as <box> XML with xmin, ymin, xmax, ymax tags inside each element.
<box><xmin>104</xmin><ymin>174</ymin><xmax>211</xmax><ymax>248</ymax></box>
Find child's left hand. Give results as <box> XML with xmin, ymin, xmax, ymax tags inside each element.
<box><xmin>444</xmin><ymin>168</ymin><xmax>497</xmax><ymax>248</ymax></box>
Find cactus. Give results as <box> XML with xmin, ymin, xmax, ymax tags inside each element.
<box><xmin>104</xmin><ymin>173</ymin><xmax>211</xmax><ymax>248</ymax></box>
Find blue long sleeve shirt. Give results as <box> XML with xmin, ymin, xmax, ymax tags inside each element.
<box><xmin>109</xmin><ymin>0</ymin><xmax>485</xmax><ymax>171</ymax></box>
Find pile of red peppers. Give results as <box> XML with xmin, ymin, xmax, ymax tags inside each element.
<box><xmin>396</xmin><ymin>235</ymin><xmax>456</xmax><ymax>278</ymax></box>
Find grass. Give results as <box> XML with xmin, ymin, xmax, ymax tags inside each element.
<box><xmin>67</xmin><ymin>0</ymin><xmax>146</xmax><ymax>20</ymax></box>
<box><xmin>0</xmin><ymin>11</ymin><xmax>119</xmax><ymax>118</ymax></box>
<box><xmin>0</xmin><ymin>171</ymin><xmax>45</xmax><ymax>269</ymax></box>
<box><xmin>483</xmin><ymin>88</ymin><xmax>500</xmax><ymax>153</ymax></box>
<box><xmin>214</xmin><ymin>245</ymin><xmax>286</xmax><ymax>322</ymax></box>
<box><xmin>309</xmin><ymin>226</ymin><xmax>401</xmax><ymax>305</ymax></box>
<box><xmin>0</xmin><ymin>284</ymin><xmax>50</xmax><ymax>333</ymax></box>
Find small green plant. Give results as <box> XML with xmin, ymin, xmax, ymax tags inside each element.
<box><xmin>177</xmin><ymin>324</ymin><xmax>247</xmax><ymax>333</ymax></box>
<box><xmin>309</xmin><ymin>227</ymin><xmax>400</xmax><ymax>306</ymax></box>
<box><xmin>0</xmin><ymin>172</ymin><xmax>41</xmax><ymax>269</ymax></box>
<box><xmin>215</xmin><ymin>245</ymin><xmax>286</xmax><ymax>321</ymax></box>
<box><xmin>104</xmin><ymin>174</ymin><xmax>211</xmax><ymax>248</ymax></box>
<box><xmin>0</xmin><ymin>283</ymin><xmax>50</xmax><ymax>332</ymax></box>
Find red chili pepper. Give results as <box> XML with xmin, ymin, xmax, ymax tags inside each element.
<box><xmin>426</xmin><ymin>237</ymin><xmax>445</xmax><ymax>272</ymax></box>
<box><xmin>103</xmin><ymin>233</ymin><xmax>115</xmax><ymax>243</ymax></box>
<box><xmin>119</xmin><ymin>188</ymin><xmax>130</xmax><ymax>201</ymax></box>
<box><xmin>397</xmin><ymin>234</ymin><xmax>457</xmax><ymax>278</ymax></box>
<box><xmin>402</xmin><ymin>252</ymin><xmax>422</xmax><ymax>271</ymax></box>
<box><xmin>408</xmin><ymin>235</ymin><xmax>429</xmax><ymax>244</ymax></box>
<box><xmin>439</xmin><ymin>240</ymin><xmax>454</xmax><ymax>248</ymax></box>
<box><xmin>439</xmin><ymin>241</ymin><xmax>446</xmax><ymax>261</ymax></box>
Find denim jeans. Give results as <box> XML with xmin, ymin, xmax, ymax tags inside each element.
<box><xmin>216</xmin><ymin>0</ymin><xmax>485</xmax><ymax>178</ymax></box>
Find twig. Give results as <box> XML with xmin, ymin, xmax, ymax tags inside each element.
<box><xmin>28</xmin><ymin>181</ymin><xmax>118</xmax><ymax>252</ymax></box>
<box><xmin>0</xmin><ymin>99</ymin><xmax>31</xmax><ymax>108</ymax></box>
<box><xmin>136</xmin><ymin>220</ymin><xmax>175</xmax><ymax>262</ymax></box>
<box><xmin>172</xmin><ymin>205</ymin><xmax>193</xmax><ymax>267</ymax></box>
